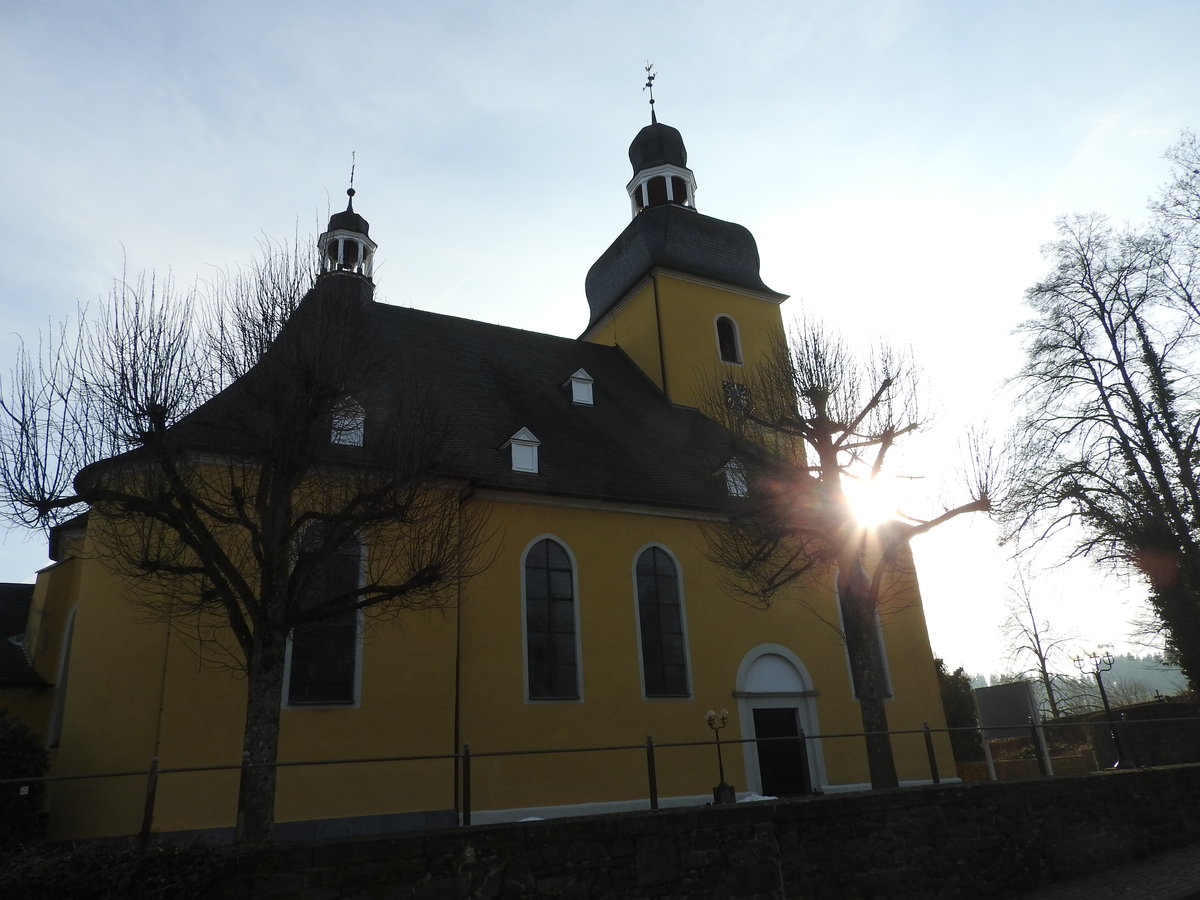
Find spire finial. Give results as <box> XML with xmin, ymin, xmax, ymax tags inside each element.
<box><xmin>346</xmin><ymin>151</ymin><xmax>356</xmax><ymax>210</ymax></box>
<box><xmin>643</xmin><ymin>62</ymin><xmax>657</xmax><ymax>124</ymax></box>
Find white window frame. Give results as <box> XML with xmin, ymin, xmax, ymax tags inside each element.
<box><xmin>715</xmin><ymin>314</ymin><xmax>743</xmax><ymax>364</ymax></box>
<box><xmin>283</xmin><ymin>532</ymin><xmax>366</xmax><ymax>709</ymax></box>
<box><xmin>520</xmin><ymin>534</ymin><xmax>583</xmax><ymax>703</ymax></box>
<box><xmin>724</xmin><ymin>458</ymin><xmax>749</xmax><ymax>497</ymax></box>
<box><xmin>47</xmin><ymin>606</ymin><xmax>77</xmax><ymax>748</ymax></box>
<box><xmin>331</xmin><ymin>397</ymin><xmax>365</xmax><ymax>446</ymax></box>
<box><xmin>505</xmin><ymin>427</ymin><xmax>541</xmax><ymax>474</ymax></box>
<box><xmin>631</xmin><ymin>543</ymin><xmax>692</xmax><ymax>700</ymax></box>
<box><xmin>567</xmin><ymin>368</ymin><xmax>594</xmax><ymax>406</ymax></box>
<box><xmin>734</xmin><ymin>644</ymin><xmax>827</xmax><ymax>795</ymax></box>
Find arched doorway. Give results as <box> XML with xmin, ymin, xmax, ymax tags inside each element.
<box><xmin>735</xmin><ymin>644</ymin><xmax>824</xmax><ymax>796</ymax></box>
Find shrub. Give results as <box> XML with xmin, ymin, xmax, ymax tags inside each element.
<box><xmin>0</xmin><ymin>708</ymin><xmax>48</xmax><ymax>848</ymax></box>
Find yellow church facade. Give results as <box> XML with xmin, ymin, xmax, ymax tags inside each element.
<box><xmin>3</xmin><ymin>115</ymin><xmax>955</xmax><ymax>842</ymax></box>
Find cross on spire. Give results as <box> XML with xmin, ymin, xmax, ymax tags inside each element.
<box><xmin>643</xmin><ymin>62</ymin><xmax>657</xmax><ymax>124</ymax></box>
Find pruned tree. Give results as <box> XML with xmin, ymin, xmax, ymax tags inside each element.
<box><xmin>703</xmin><ymin>320</ymin><xmax>994</xmax><ymax>789</ymax></box>
<box><xmin>1002</xmin><ymin>570</ymin><xmax>1075</xmax><ymax>718</ymax></box>
<box><xmin>0</xmin><ymin>246</ymin><xmax>489</xmax><ymax>842</ymax></box>
<box><xmin>1007</xmin><ymin>132</ymin><xmax>1200</xmax><ymax>689</ymax></box>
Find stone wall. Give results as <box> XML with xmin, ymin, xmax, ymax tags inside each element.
<box><xmin>214</xmin><ymin>765</ymin><xmax>1200</xmax><ymax>899</ymax></box>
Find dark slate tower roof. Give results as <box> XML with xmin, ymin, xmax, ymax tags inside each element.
<box><xmin>628</xmin><ymin>121</ymin><xmax>688</xmax><ymax>171</ymax></box>
<box><xmin>584</xmin><ymin>118</ymin><xmax>784</xmax><ymax>331</ymax></box>
<box><xmin>327</xmin><ymin>189</ymin><xmax>370</xmax><ymax>236</ymax></box>
<box><xmin>584</xmin><ymin>205</ymin><xmax>784</xmax><ymax>330</ymax></box>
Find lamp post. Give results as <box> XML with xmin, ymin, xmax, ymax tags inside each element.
<box><xmin>706</xmin><ymin>708</ymin><xmax>736</xmax><ymax>804</ymax></box>
<box><xmin>1071</xmin><ymin>645</ymin><xmax>1127</xmax><ymax>768</ymax></box>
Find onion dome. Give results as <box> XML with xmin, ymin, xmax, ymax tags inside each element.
<box><xmin>318</xmin><ymin>188</ymin><xmax>377</xmax><ymax>278</ymax></box>
<box><xmin>628</xmin><ymin>121</ymin><xmax>688</xmax><ymax>172</ymax></box>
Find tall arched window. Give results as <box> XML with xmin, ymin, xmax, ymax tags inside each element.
<box><xmin>524</xmin><ymin>538</ymin><xmax>579</xmax><ymax>700</ymax></box>
<box><xmin>635</xmin><ymin>547</ymin><xmax>690</xmax><ymax>697</ymax></box>
<box><xmin>716</xmin><ymin>316</ymin><xmax>742</xmax><ymax>363</ymax></box>
<box><xmin>287</xmin><ymin>525</ymin><xmax>362</xmax><ymax>706</ymax></box>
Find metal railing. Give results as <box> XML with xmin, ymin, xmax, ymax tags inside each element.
<box><xmin>4</xmin><ymin>714</ymin><xmax>1198</xmax><ymax>843</ymax></box>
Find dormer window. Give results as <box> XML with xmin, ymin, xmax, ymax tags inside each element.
<box><xmin>716</xmin><ymin>316</ymin><xmax>742</xmax><ymax>364</ymax></box>
<box><xmin>724</xmin><ymin>458</ymin><xmax>749</xmax><ymax>498</ymax></box>
<box><xmin>505</xmin><ymin>427</ymin><xmax>541</xmax><ymax>474</ymax></box>
<box><xmin>567</xmin><ymin>369</ymin><xmax>594</xmax><ymax>406</ymax></box>
<box><xmin>331</xmin><ymin>398</ymin><xmax>365</xmax><ymax>446</ymax></box>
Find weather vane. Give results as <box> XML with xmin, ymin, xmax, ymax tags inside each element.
<box><xmin>643</xmin><ymin>62</ymin><xmax>657</xmax><ymax>123</ymax></box>
<box><xmin>348</xmin><ymin>151</ymin><xmax>357</xmax><ymax>203</ymax></box>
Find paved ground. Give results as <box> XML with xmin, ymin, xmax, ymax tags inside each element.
<box><xmin>1019</xmin><ymin>842</ymin><xmax>1200</xmax><ymax>899</ymax></box>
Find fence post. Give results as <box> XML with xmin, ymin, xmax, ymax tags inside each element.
<box><xmin>798</xmin><ymin>727</ymin><xmax>813</xmax><ymax>794</ymax></box>
<box><xmin>922</xmin><ymin>722</ymin><xmax>940</xmax><ymax>784</ymax></box>
<box><xmin>461</xmin><ymin>742</ymin><xmax>471</xmax><ymax>828</ymax></box>
<box><xmin>1119</xmin><ymin>712</ymin><xmax>1139</xmax><ymax>768</ymax></box>
<box><xmin>645</xmin><ymin>735</ymin><xmax>659</xmax><ymax>810</ymax></box>
<box><xmin>235</xmin><ymin>751</ymin><xmax>251</xmax><ymax>843</ymax></box>
<box><xmin>1029</xmin><ymin>718</ymin><xmax>1051</xmax><ymax>777</ymax></box>
<box><xmin>139</xmin><ymin>756</ymin><xmax>160</xmax><ymax>848</ymax></box>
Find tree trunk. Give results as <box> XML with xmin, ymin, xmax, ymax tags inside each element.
<box><xmin>237</xmin><ymin>628</ymin><xmax>287</xmax><ymax>843</ymax></box>
<box><xmin>839</xmin><ymin>560</ymin><xmax>899</xmax><ymax>790</ymax></box>
<box><xmin>1039</xmin><ymin>665</ymin><xmax>1061</xmax><ymax>718</ymax></box>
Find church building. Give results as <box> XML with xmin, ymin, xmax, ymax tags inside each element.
<box><xmin>3</xmin><ymin>111</ymin><xmax>954</xmax><ymax>841</ymax></box>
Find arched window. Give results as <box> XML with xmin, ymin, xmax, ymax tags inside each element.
<box><xmin>524</xmin><ymin>538</ymin><xmax>579</xmax><ymax>700</ymax></box>
<box><xmin>331</xmin><ymin>397</ymin><xmax>365</xmax><ymax>446</ymax></box>
<box><xmin>287</xmin><ymin>525</ymin><xmax>362</xmax><ymax>705</ymax></box>
<box><xmin>716</xmin><ymin>316</ymin><xmax>742</xmax><ymax>363</ymax></box>
<box><xmin>635</xmin><ymin>547</ymin><xmax>690</xmax><ymax>697</ymax></box>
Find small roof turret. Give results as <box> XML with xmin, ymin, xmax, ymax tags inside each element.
<box><xmin>318</xmin><ymin>187</ymin><xmax>378</xmax><ymax>279</ymax></box>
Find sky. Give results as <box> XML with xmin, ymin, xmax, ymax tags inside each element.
<box><xmin>1</xmin><ymin>0</ymin><xmax>1198</xmax><ymax>678</ymax></box>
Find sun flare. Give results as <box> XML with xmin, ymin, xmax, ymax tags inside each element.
<box><xmin>842</xmin><ymin>473</ymin><xmax>901</xmax><ymax>527</ymax></box>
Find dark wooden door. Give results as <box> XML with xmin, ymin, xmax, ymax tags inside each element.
<box><xmin>753</xmin><ymin>707</ymin><xmax>811</xmax><ymax>796</ymax></box>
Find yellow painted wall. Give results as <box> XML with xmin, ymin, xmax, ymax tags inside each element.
<box><xmin>455</xmin><ymin>497</ymin><xmax>952</xmax><ymax>811</ymax></box>
<box><xmin>34</xmin><ymin>487</ymin><xmax>952</xmax><ymax>839</ymax></box>
<box><xmin>585</xmin><ymin>270</ymin><xmax>786</xmax><ymax>411</ymax></box>
<box><xmin>653</xmin><ymin>273</ymin><xmax>785</xmax><ymax>410</ymax></box>
<box><xmin>584</xmin><ymin>279</ymin><xmax>663</xmax><ymax>391</ymax></box>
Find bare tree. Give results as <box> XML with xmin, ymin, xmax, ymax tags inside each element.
<box><xmin>1002</xmin><ymin>570</ymin><xmax>1075</xmax><ymax>718</ymax></box>
<box><xmin>0</xmin><ymin>248</ymin><xmax>489</xmax><ymax>842</ymax></box>
<box><xmin>703</xmin><ymin>320</ymin><xmax>993</xmax><ymax>789</ymax></box>
<box><xmin>1007</xmin><ymin>134</ymin><xmax>1200</xmax><ymax>688</ymax></box>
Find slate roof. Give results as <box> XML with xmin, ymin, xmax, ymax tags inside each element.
<box><xmin>359</xmin><ymin>303</ymin><xmax>740</xmax><ymax>510</ymax></box>
<box><xmin>584</xmin><ymin>204</ymin><xmax>786</xmax><ymax>331</ymax></box>
<box><xmin>327</xmin><ymin>191</ymin><xmax>369</xmax><ymax>236</ymax></box>
<box><xmin>91</xmin><ymin>278</ymin><xmax>744</xmax><ymax>514</ymax></box>
<box><xmin>0</xmin><ymin>582</ymin><xmax>47</xmax><ymax>689</ymax></box>
<box><xmin>628</xmin><ymin>121</ymin><xmax>689</xmax><ymax>172</ymax></box>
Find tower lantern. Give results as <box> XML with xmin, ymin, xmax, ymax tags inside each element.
<box><xmin>626</xmin><ymin>66</ymin><xmax>697</xmax><ymax>218</ymax></box>
<box><xmin>318</xmin><ymin>187</ymin><xmax>377</xmax><ymax>278</ymax></box>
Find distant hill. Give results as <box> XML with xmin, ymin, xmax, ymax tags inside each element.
<box><xmin>975</xmin><ymin>654</ymin><xmax>1188</xmax><ymax>711</ymax></box>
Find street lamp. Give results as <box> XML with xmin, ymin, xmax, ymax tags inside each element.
<box><xmin>705</xmin><ymin>708</ymin><xmax>736</xmax><ymax>804</ymax></box>
<box><xmin>1071</xmin><ymin>644</ymin><xmax>1127</xmax><ymax>768</ymax></box>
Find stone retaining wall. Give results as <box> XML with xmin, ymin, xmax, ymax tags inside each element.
<box><xmin>215</xmin><ymin>765</ymin><xmax>1200</xmax><ymax>898</ymax></box>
